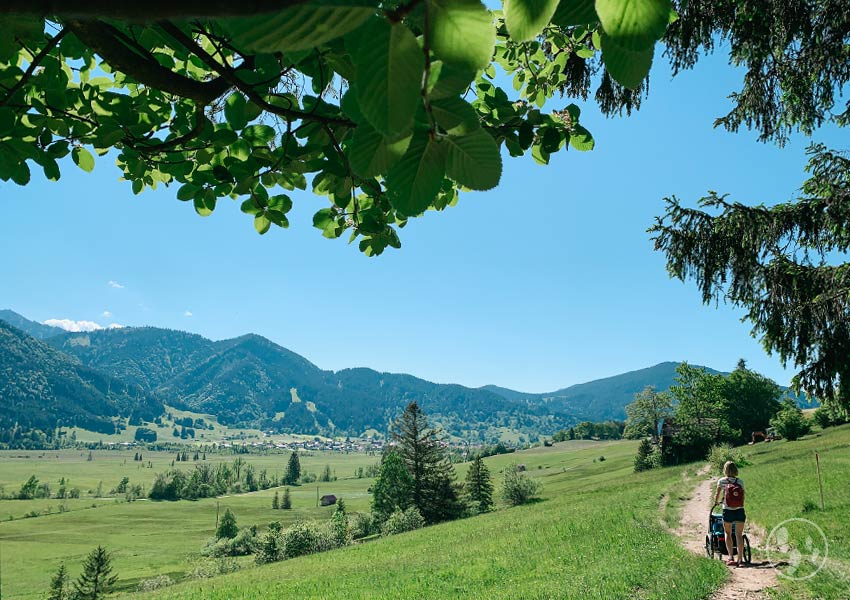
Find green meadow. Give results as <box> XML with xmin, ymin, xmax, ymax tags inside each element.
<box><xmin>2</xmin><ymin>428</ymin><xmax>848</xmax><ymax>599</ymax></box>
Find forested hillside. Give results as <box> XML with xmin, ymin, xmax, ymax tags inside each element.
<box><xmin>0</xmin><ymin>320</ymin><xmax>162</xmax><ymax>440</ymax></box>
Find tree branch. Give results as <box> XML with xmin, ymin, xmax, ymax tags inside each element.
<box><xmin>157</xmin><ymin>21</ymin><xmax>353</xmax><ymax>127</ymax></box>
<box><xmin>0</xmin><ymin>29</ymin><xmax>67</xmax><ymax>107</ymax></box>
<box><xmin>65</xmin><ymin>20</ymin><xmax>232</xmax><ymax>104</ymax></box>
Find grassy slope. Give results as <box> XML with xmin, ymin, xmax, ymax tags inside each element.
<box><xmin>0</xmin><ymin>450</ymin><xmax>378</xmax><ymax>599</ymax></box>
<box><xmin>737</xmin><ymin>424</ymin><xmax>850</xmax><ymax>599</ymax></box>
<box><xmin>122</xmin><ymin>440</ymin><xmax>727</xmax><ymax>600</ymax></box>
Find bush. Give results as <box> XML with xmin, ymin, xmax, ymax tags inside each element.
<box><xmin>137</xmin><ymin>575</ymin><xmax>172</xmax><ymax>592</ymax></box>
<box><xmin>501</xmin><ymin>464</ymin><xmax>542</xmax><ymax>506</ymax></box>
<box><xmin>282</xmin><ymin>521</ymin><xmax>321</xmax><ymax>559</ymax></box>
<box><xmin>202</xmin><ymin>528</ymin><xmax>257</xmax><ymax>557</ymax></box>
<box><xmin>186</xmin><ymin>558</ymin><xmax>241</xmax><ymax>579</ymax></box>
<box><xmin>801</xmin><ymin>498</ymin><xmax>819</xmax><ymax>513</ymax></box>
<box><xmin>255</xmin><ymin>521</ymin><xmax>285</xmax><ymax>564</ymax></box>
<box><xmin>381</xmin><ymin>507</ymin><xmax>425</xmax><ymax>536</ymax></box>
<box><xmin>813</xmin><ymin>406</ymin><xmax>848</xmax><ymax>429</ymax></box>
<box><xmin>771</xmin><ymin>399</ymin><xmax>811</xmax><ymax>441</ymax></box>
<box><xmin>707</xmin><ymin>443</ymin><xmax>750</xmax><ymax>475</ymax></box>
<box><xmin>349</xmin><ymin>512</ymin><xmax>376</xmax><ymax>539</ymax></box>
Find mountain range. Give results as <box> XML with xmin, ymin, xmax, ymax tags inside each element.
<box><xmin>0</xmin><ymin>309</ymin><xmax>744</xmax><ymax>439</ymax></box>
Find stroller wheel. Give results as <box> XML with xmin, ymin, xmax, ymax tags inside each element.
<box><xmin>705</xmin><ymin>535</ymin><xmax>714</xmax><ymax>558</ymax></box>
<box><xmin>742</xmin><ymin>534</ymin><xmax>752</xmax><ymax>564</ymax></box>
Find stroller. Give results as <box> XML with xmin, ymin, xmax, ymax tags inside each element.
<box><xmin>705</xmin><ymin>504</ymin><xmax>751</xmax><ymax>564</ymax></box>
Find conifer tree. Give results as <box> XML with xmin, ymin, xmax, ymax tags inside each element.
<box><xmin>285</xmin><ymin>452</ymin><xmax>301</xmax><ymax>485</ymax></box>
<box><xmin>47</xmin><ymin>562</ymin><xmax>69</xmax><ymax>600</ymax></box>
<box><xmin>73</xmin><ymin>546</ymin><xmax>118</xmax><ymax>600</ymax></box>
<box><xmin>272</xmin><ymin>490</ymin><xmax>280</xmax><ymax>510</ymax></box>
<box><xmin>281</xmin><ymin>487</ymin><xmax>292</xmax><ymax>510</ymax></box>
<box><xmin>464</xmin><ymin>456</ymin><xmax>494</xmax><ymax>513</ymax></box>
<box><xmin>391</xmin><ymin>402</ymin><xmax>464</xmax><ymax>524</ymax></box>
<box><xmin>216</xmin><ymin>508</ymin><xmax>238</xmax><ymax>539</ymax></box>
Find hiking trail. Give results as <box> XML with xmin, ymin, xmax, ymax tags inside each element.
<box><xmin>676</xmin><ymin>465</ymin><xmax>779</xmax><ymax>599</ymax></box>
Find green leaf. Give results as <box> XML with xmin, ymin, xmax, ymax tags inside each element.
<box><xmin>595</xmin><ymin>0</ymin><xmax>670</xmax><ymax>50</ymax></box>
<box><xmin>348</xmin><ymin>123</ymin><xmax>412</xmax><ymax>178</ymax></box>
<box><xmin>353</xmin><ymin>19</ymin><xmax>424</xmax><ymax>136</ymax></box>
<box><xmin>194</xmin><ymin>192</ymin><xmax>216</xmax><ymax>217</ymax></box>
<box><xmin>71</xmin><ymin>147</ymin><xmax>95</xmax><ymax>172</ymax></box>
<box><xmin>254</xmin><ymin>213</ymin><xmax>271</xmax><ymax>234</ymax></box>
<box><xmin>11</xmin><ymin>161</ymin><xmax>30</xmax><ymax>186</ymax></box>
<box><xmin>224</xmin><ymin>93</ymin><xmax>248</xmax><ymax>130</ymax></box>
<box><xmin>431</xmin><ymin>97</ymin><xmax>480</xmax><ymax>135</ymax></box>
<box><xmin>177</xmin><ymin>183</ymin><xmax>200</xmax><ymax>201</ymax></box>
<box><xmin>387</xmin><ymin>133</ymin><xmax>447</xmax><ymax>216</ymax></box>
<box><xmin>600</xmin><ymin>34</ymin><xmax>653</xmax><ymax>89</ymax></box>
<box><xmin>224</xmin><ymin>1</ymin><xmax>377</xmax><ymax>53</ymax></box>
<box><xmin>444</xmin><ymin>129</ymin><xmax>501</xmax><ymax>190</ymax></box>
<box><xmin>429</xmin><ymin>0</ymin><xmax>496</xmax><ymax>72</ymax></box>
<box><xmin>241</xmin><ymin>124</ymin><xmax>276</xmax><ymax>145</ymax></box>
<box><xmin>427</xmin><ymin>61</ymin><xmax>478</xmax><ymax>100</ymax></box>
<box><xmin>569</xmin><ymin>124</ymin><xmax>594</xmax><ymax>151</ymax></box>
<box><xmin>552</xmin><ymin>0</ymin><xmax>598</xmax><ymax>26</ymax></box>
<box><xmin>505</xmin><ymin>0</ymin><xmax>561</xmax><ymax>42</ymax></box>
<box><xmin>42</xmin><ymin>157</ymin><xmax>60</xmax><ymax>181</ymax></box>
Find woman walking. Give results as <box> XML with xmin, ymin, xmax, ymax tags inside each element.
<box><xmin>714</xmin><ymin>460</ymin><xmax>746</xmax><ymax>567</ymax></box>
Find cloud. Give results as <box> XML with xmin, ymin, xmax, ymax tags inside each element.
<box><xmin>102</xmin><ymin>310</ymin><xmax>112</xmax><ymax>318</ymax></box>
<box><xmin>184</xmin><ymin>310</ymin><xmax>193</xmax><ymax>317</ymax></box>
<box><xmin>45</xmin><ymin>319</ymin><xmax>105</xmax><ymax>332</ymax></box>
<box><xmin>44</xmin><ymin>319</ymin><xmax>125</xmax><ymax>332</ymax></box>
<box><xmin>108</xmin><ymin>280</ymin><xmax>125</xmax><ymax>289</ymax></box>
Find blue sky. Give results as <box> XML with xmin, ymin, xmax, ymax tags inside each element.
<box><xmin>0</xmin><ymin>46</ymin><xmax>843</xmax><ymax>393</ymax></box>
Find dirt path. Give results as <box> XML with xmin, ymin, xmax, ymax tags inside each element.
<box><xmin>676</xmin><ymin>466</ymin><xmax>778</xmax><ymax>599</ymax></box>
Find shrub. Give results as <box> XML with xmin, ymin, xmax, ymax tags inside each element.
<box><xmin>349</xmin><ymin>512</ymin><xmax>376</xmax><ymax>539</ymax></box>
<box><xmin>186</xmin><ymin>558</ymin><xmax>240</xmax><ymax>579</ymax></box>
<box><xmin>381</xmin><ymin>507</ymin><xmax>425</xmax><ymax>536</ymax></box>
<box><xmin>137</xmin><ymin>575</ymin><xmax>172</xmax><ymax>592</ymax></box>
<box><xmin>282</xmin><ymin>521</ymin><xmax>321</xmax><ymax>559</ymax></box>
<box><xmin>255</xmin><ymin>522</ymin><xmax>285</xmax><ymax>565</ymax></box>
<box><xmin>801</xmin><ymin>499</ymin><xmax>819</xmax><ymax>513</ymax></box>
<box><xmin>707</xmin><ymin>443</ymin><xmax>750</xmax><ymax>475</ymax></box>
<box><xmin>813</xmin><ymin>406</ymin><xmax>848</xmax><ymax>429</ymax></box>
<box><xmin>501</xmin><ymin>463</ymin><xmax>542</xmax><ymax>506</ymax></box>
<box><xmin>771</xmin><ymin>399</ymin><xmax>811</xmax><ymax>441</ymax></box>
<box><xmin>202</xmin><ymin>528</ymin><xmax>257</xmax><ymax>557</ymax></box>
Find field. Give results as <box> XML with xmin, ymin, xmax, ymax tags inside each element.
<box><xmin>0</xmin><ymin>448</ymin><xmax>379</xmax><ymax>599</ymax></box>
<box><xmin>3</xmin><ymin>426</ymin><xmax>848</xmax><ymax>599</ymax></box>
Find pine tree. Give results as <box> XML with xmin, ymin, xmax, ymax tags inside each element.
<box><xmin>464</xmin><ymin>456</ymin><xmax>494</xmax><ymax>513</ymax></box>
<box><xmin>634</xmin><ymin>438</ymin><xmax>655</xmax><ymax>472</ymax></box>
<box><xmin>272</xmin><ymin>490</ymin><xmax>280</xmax><ymax>510</ymax></box>
<box><xmin>285</xmin><ymin>452</ymin><xmax>301</xmax><ymax>485</ymax></box>
<box><xmin>281</xmin><ymin>487</ymin><xmax>292</xmax><ymax>509</ymax></box>
<box><xmin>216</xmin><ymin>508</ymin><xmax>238</xmax><ymax>539</ymax></box>
<box><xmin>391</xmin><ymin>402</ymin><xmax>464</xmax><ymax>524</ymax></box>
<box><xmin>47</xmin><ymin>563</ymin><xmax>69</xmax><ymax>600</ymax></box>
<box><xmin>73</xmin><ymin>546</ymin><xmax>118</xmax><ymax>600</ymax></box>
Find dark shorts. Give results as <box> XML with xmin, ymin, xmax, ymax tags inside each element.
<box><xmin>723</xmin><ymin>508</ymin><xmax>746</xmax><ymax>523</ymax></box>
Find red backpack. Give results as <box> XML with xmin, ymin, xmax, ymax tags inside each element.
<box><xmin>725</xmin><ymin>478</ymin><xmax>745</xmax><ymax>508</ymax></box>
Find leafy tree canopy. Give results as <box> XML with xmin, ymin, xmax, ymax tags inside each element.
<box><xmin>3</xmin><ymin>0</ymin><xmax>674</xmax><ymax>256</ymax></box>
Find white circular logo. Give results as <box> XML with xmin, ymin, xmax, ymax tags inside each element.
<box><xmin>765</xmin><ymin>518</ymin><xmax>828</xmax><ymax>580</ymax></box>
